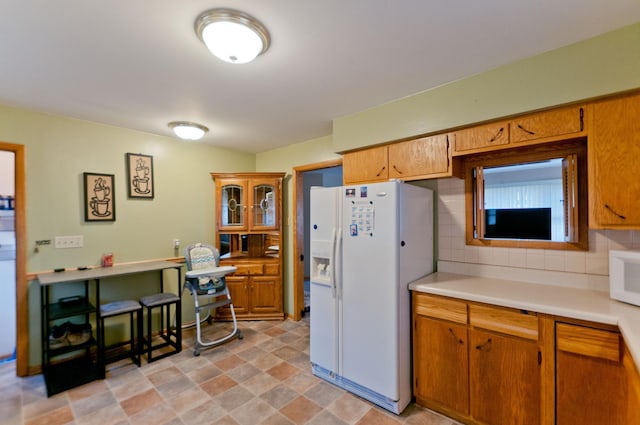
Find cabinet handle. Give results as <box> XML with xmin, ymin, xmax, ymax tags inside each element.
<box><xmin>489</xmin><ymin>128</ymin><xmax>504</xmax><ymax>143</ymax></box>
<box><xmin>605</xmin><ymin>204</ymin><xmax>626</xmax><ymax>220</ymax></box>
<box><xmin>376</xmin><ymin>166</ymin><xmax>386</xmax><ymax>177</ymax></box>
<box><xmin>517</xmin><ymin>124</ymin><xmax>536</xmax><ymax>135</ymax></box>
<box><xmin>579</xmin><ymin>107</ymin><xmax>584</xmax><ymax>132</ymax></box>
<box><xmin>392</xmin><ymin>165</ymin><xmax>403</xmax><ymax>174</ymax></box>
<box><xmin>475</xmin><ymin>338</ymin><xmax>492</xmax><ymax>352</ymax></box>
<box><xmin>449</xmin><ymin>328</ymin><xmax>464</xmax><ymax>345</ymax></box>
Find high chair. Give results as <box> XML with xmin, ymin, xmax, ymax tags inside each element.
<box><xmin>183</xmin><ymin>243</ymin><xmax>242</xmax><ymax>356</ymax></box>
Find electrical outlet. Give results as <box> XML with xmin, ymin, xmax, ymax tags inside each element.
<box><xmin>173</xmin><ymin>239</ymin><xmax>180</xmax><ymax>249</ymax></box>
<box><xmin>54</xmin><ymin>235</ymin><xmax>84</xmax><ymax>249</ymax></box>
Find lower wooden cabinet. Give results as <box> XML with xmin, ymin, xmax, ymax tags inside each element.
<box><xmin>469</xmin><ymin>329</ymin><xmax>541</xmax><ymax>425</ymax></box>
<box><xmin>556</xmin><ymin>322</ymin><xmax>627</xmax><ymax>425</ymax></box>
<box><xmin>216</xmin><ymin>257</ymin><xmax>283</xmax><ymax>320</ymax></box>
<box><xmin>412</xmin><ymin>292</ymin><xmax>640</xmax><ymax>425</ymax></box>
<box><xmin>625</xmin><ymin>343</ymin><xmax>640</xmax><ymax>424</ymax></box>
<box><xmin>414</xmin><ymin>315</ymin><xmax>469</xmax><ymax>415</ymax></box>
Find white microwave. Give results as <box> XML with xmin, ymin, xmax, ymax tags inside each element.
<box><xmin>609</xmin><ymin>249</ymin><xmax>640</xmax><ymax>307</ymax></box>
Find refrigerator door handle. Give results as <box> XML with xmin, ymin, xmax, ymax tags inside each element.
<box><xmin>333</xmin><ymin>227</ymin><xmax>343</xmax><ymax>298</ymax></box>
<box><xmin>330</xmin><ymin>228</ymin><xmax>338</xmax><ymax>298</ymax></box>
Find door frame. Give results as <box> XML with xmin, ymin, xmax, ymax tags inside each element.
<box><xmin>292</xmin><ymin>159</ymin><xmax>342</xmax><ymax>321</ymax></box>
<box><xmin>0</xmin><ymin>142</ymin><xmax>27</xmax><ymax>376</ymax></box>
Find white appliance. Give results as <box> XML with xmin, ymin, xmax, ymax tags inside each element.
<box><xmin>309</xmin><ymin>180</ymin><xmax>433</xmax><ymax>414</ymax></box>
<box><xmin>609</xmin><ymin>249</ymin><xmax>640</xmax><ymax>307</ymax></box>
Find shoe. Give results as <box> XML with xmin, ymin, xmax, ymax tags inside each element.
<box><xmin>67</xmin><ymin>323</ymin><xmax>92</xmax><ymax>346</ymax></box>
<box><xmin>48</xmin><ymin>324</ymin><xmax>69</xmax><ymax>349</ymax></box>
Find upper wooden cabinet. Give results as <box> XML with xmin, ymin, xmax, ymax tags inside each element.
<box><xmin>343</xmin><ymin>134</ymin><xmax>452</xmax><ymax>184</ymax></box>
<box><xmin>588</xmin><ymin>91</ymin><xmax>640</xmax><ymax>228</ymax></box>
<box><xmin>212</xmin><ymin>172</ymin><xmax>285</xmax><ymax>233</ymax></box>
<box><xmin>510</xmin><ymin>104</ymin><xmax>585</xmax><ymax>144</ymax></box>
<box><xmin>452</xmin><ymin>104</ymin><xmax>586</xmax><ymax>155</ymax></box>
<box><xmin>388</xmin><ymin>134</ymin><xmax>451</xmax><ymax>179</ymax></box>
<box><xmin>342</xmin><ymin>145</ymin><xmax>388</xmax><ymax>184</ymax></box>
<box><xmin>452</xmin><ymin>120</ymin><xmax>509</xmax><ymax>153</ymax></box>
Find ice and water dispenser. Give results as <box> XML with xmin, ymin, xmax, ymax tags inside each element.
<box><xmin>310</xmin><ymin>238</ymin><xmax>333</xmax><ymax>284</ymax></box>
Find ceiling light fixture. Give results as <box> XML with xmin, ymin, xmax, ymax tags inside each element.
<box><xmin>195</xmin><ymin>8</ymin><xmax>270</xmax><ymax>64</ymax></box>
<box><xmin>168</xmin><ymin>121</ymin><xmax>209</xmax><ymax>141</ymax></box>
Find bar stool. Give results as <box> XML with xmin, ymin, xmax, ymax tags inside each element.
<box><xmin>98</xmin><ymin>300</ymin><xmax>143</xmax><ymax>377</ymax></box>
<box><xmin>139</xmin><ymin>292</ymin><xmax>181</xmax><ymax>362</ymax></box>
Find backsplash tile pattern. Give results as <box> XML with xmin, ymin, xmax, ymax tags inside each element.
<box><xmin>436</xmin><ymin>177</ymin><xmax>640</xmax><ymax>291</ymax></box>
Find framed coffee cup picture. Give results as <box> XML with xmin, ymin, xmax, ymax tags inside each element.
<box><xmin>126</xmin><ymin>153</ymin><xmax>154</xmax><ymax>199</ymax></box>
<box><xmin>84</xmin><ymin>172</ymin><xmax>116</xmax><ymax>221</ymax></box>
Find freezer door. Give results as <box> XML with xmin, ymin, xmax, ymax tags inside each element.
<box><xmin>309</xmin><ymin>186</ymin><xmax>341</xmax><ymax>373</ymax></box>
<box><xmin>341</xmin><ymin>181</ymin><xmax>402</xmax><ymax>399</ymax></box>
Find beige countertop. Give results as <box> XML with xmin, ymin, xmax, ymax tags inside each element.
<box><xmin>409</xmin><ymin>272</ymin><xmax>640</xmax><ymax>366</ymax></box>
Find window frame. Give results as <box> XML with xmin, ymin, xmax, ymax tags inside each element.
<box><xmin>463</xmin><ymin>139</ymin><xmax>588</xmax><ymax>251</ymax></box>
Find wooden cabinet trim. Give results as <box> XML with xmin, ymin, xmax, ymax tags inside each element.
<box><xmin>556</xmin><ymin>322</ymin><xmax>621</xmax><ymax>362</ymax></box>
<box><xmin>413</xmin><ymin>293</ymin><xmax>467</xmax><ymax>324</ymax></box>
<box><xmin>469</xmin><ymin>303</ymin><xmax>539</xmax><ymax>340</ymax></box>
<box><xmin>264</xmin><ymin>263</ymin><xmax>279</xmax><ymax>276</ymax></box>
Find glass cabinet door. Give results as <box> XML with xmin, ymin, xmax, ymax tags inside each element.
<box><xmin>253</xmin><ymin>184</ymin><xmax>275</xmax><ymax>227</ymax></box>
<box><xmin>220</xmin><ymin>182</ymin><xmax>246</xmax><ymax>228</ymax></box>
<box><xmin>249</xmin><ymin>179</ymin><xmax>280</xmax><ymax>231</ymax></box>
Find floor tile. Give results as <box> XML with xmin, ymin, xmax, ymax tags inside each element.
<box><xmin>2</xmin><ymin>317</ymin><xmax>462</xmax><ymax>425</ymax></box>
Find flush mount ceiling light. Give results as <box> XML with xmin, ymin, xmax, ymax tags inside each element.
<box><xmin>168</xmin><ymin>121</ymin><xmax>209</xmax><ymax>141</ymax></box>
<box><xmin>195</xmin><ymin>8</ymin><xmax>270</xmax><ymax>64</ymax></box>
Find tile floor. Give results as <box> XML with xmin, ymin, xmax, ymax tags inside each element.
<box><xmin>0</xmin><ymin>317</ymin><xmax>461</xmax><ymax>425</ymax></box>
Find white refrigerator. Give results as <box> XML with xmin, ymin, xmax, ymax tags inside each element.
<box><xmin>309</xmin><ymin>180</ymin><xmax>433</xmax><ymax>414</ymax></box>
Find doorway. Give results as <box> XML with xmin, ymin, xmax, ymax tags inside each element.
<box><xmin>0</xmin><ymin>151</ymin><xmax>16</xmax><ymax>363</ymax></box>
<box><xmin>292</xmin><ymin>159</ymin><xmax>342</xmax><ymax>320</ymax></box>
<box><xmin>0</xmin><ymin>142</ymin><xmax>26</xmax><ymax>376</ymax></box>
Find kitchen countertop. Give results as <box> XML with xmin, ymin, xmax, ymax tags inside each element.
<box><xmin>409</xmin><ymin>272</ymin><xmax>640</xmax><ymax>366</ymax></box>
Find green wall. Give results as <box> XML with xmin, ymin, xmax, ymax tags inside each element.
<box><xmin>333</xmin><ymin>22</ymin><xmax>640</xmax><ymax>152</ymax></box>
<box><xmin>0</xmin><ymin>105</ymin><xmax>255</xmax><ymax>366</ymax></box>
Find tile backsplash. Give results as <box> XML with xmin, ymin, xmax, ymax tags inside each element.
<box><xmin>436</xmin><ymin>177</ymin><xmax>640</xmax><ymax>291</ymax></box>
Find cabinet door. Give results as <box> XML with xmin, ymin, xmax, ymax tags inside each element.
<box><xmin>510</xmin><ymin>105</ymin><xmax>585</xmax><ymax>143</ymax></box>
<box><xmin>217</xmin><ymin>179</ymin><xmax>248</xmax><ymax>231</ymax></box>
<box><xmin>342</xmin><ymin>146</ymin><xmax>388</xmax><ymax>184</ymax></box>
<box><xmin>469</xmin><ymin>329</ymin><xmax>541</xmax><ymax>425</ymax></box>
<box><xmin>249</xmin><ymin>275</ymin><xmax>282</xmax><ymax>315</ymax></box>
<box><xmin>413</xmin><ymin>315</ymin><xmax>469</xmax><ymax>414</ymax></box>
<box><xmin>249</xmin><ymin>178</ymin><xmax>280</xmax><ymax>231</ymax></box>
<box><xmin>589</xmin><ymin>92</ymin><xmax>640</xmax><ymax>227</ymax></box>
<box><xmin>625</xmin><ymin>343</ymin><xmax>640</xmax><ymax>425</ymax></box>
<box><xmin>453</xmin><ymin>121</ymin><xmax>509</xmax><ymax>154</ymax></box>
<box><xmin>556</xmin><ymin>323</ymin><xmax>626</xmax><ymax>425</ymax></box>
<box><xmin>389</xmin><ymin>134</ymin><xmax>451</xmax><ymax>179</ymax></box>
<box><xmin>216</xmin><ymin>276</ymin><xmax>249</xmax><ymax>318</ymax></box>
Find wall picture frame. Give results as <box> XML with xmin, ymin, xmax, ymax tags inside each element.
<box><xmin>84</xmin><ymin>172</ymin><xmax>116</xmax><ymax>222</ymax></box>
<box><xmin>126</xmin><ymin>153</ymin><xmax>154</xmax><ymax>199</ymax></box>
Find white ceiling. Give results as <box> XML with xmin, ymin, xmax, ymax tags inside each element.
<box><xmin>1</xmin><ymin>1</ymin><xmax>639</xmax><ymax>154</ymax></box>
